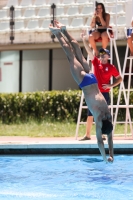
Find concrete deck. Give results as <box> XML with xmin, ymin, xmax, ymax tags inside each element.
<box><xmin>0</xmin><ymin>136</ymin><xmax>133</xmax><ymax>154</ymax></box>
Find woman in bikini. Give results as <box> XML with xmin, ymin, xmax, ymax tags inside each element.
<box><xmin>89</xmin><ymin>2</ymin><xmax>110</xmax><ymax>56</ymax></box>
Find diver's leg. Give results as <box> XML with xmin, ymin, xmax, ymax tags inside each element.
<box><xmin>49</xmin><ymin>25</ymin><xmax>85</xmax><ymax>85</ymax></box>
<box><xmin>54</xmin><ymin>21</ymin><xmax>90</xmax><ymax>73</ymax></box>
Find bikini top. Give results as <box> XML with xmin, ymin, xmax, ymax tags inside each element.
<box><xmin>95</xmin><ymin>14</ymin><xmax>106</xmax><ymax>26</ymax></box>
<box><xmin>96</xmin><ymin>21</ymin><xmax>102</xmax><ymax>26</ymax></box>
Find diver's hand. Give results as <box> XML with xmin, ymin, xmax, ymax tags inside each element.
<box><xmin>108</xmin><ymin>156</ymin><xmax>114</xmax><ymax>163</ymax></box>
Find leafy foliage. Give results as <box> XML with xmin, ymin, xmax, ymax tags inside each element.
<box><xmin>0</xmin><ymin>89</ymin><xmax>133</xmax><ymax>124</ymax></box>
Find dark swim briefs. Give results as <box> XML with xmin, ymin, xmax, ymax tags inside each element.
<box><xmin>79</xmin><ymin>73</ymin><xmax>98</xmax><ymax>89</ymax></box>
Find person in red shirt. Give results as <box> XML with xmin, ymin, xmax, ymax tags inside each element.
<box><xmin>80</xmin><ymin>35</ymin><xmax>122</xmax><ymax>141</ymax></box>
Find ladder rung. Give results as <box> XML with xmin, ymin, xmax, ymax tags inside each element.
<box><xmin>127</xmin><ymin>57</ymin><xmax>133</xmax><ymax>59</ymax></box>
<box><xmin>114</xmin><ymin>121</ymin><xmax>133</xmax><ymax>123</ymax></box>
<box><xmin>79</xmin><ymin>121</ymin><xmax>133</xmax><ymax>125</ymax></box>
<box><xmin>120</xmin><ymin>89</ymin><xmax>133</xmax><ymax>91</ymax></box>
<box><xmin>109</xmin><ymin>105</ymin><xmax>133</xmax><ymax>108</ymax></box>
<box><xmin>81</xmin><ymin>106</ymin><xmax>87</xmax><ymax>108</ymax></box>
<box><xmin>81</xmin><ymin>105</ymin><xmax>133</xmax><ymax>109</ymax></box>
<box><xmin>122</xmin><ymin>73</ymin><xmax>133</xmax><ymax>75</ymax></box>
<box><xmin>79</xmin><ymin>122</ymin><xmax>87</xmax><ymax>124</ymax></box>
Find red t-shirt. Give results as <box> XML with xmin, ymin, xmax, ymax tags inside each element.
<box><xmin>92</xmin><ymin>57</ymin><xmax>120</xmax><ymax>92</ymax></box>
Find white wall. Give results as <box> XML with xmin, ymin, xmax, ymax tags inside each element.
<box><xmin>22</xmin><ymin>50</ymin><xmax>49</xmax><ymax>92</ymax></box>
<box><xmin>126</xmin><ymin>0</ymin><xmax>133</xmax><ymax>26</ymax></box>
<box><xmin>0</xmin><ymin>48</ymin><xmax>81</xmax><ymax>93</ymax></box>
<box><xmin>0</xmin><ymin>51</ymin><xmax>19</xmax><ymax>93</ymax></box>
<box><xmin>52</xmin><ymin>49</ymin><xmax>79</xmax><ymax>90</ymax></box>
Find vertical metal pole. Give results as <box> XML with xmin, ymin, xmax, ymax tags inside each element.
<box><xmin>49</xmin><ymin>49</ymin><xmax>53</xmax><ymax>91</ymax></box>
<box><xmin>19</xmin><ymin>50</ymin><xmax>22</xmax><ymax>92</ymax></box>
<box><xmin>51</xmin><ymin>3</ymin><xmax>56</xmax><ymax>42</ymax></box>
<box><xmin>49</xmin><ymin>4</ymin><xmax>56</xmax><ymax>90</ymax></box>
<box><xmin>10</xmin><ymin>6</ymin><xmax>15</xmax><ymax>44</ymax></box>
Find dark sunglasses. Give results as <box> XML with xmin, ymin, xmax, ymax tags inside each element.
<box><xmin>99</xmin><ymin>52</ymin><xmax>106</xmax><ymax>55</ymax></box>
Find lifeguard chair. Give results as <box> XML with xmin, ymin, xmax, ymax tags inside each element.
<box><xmin>75</xmin><ymin>0</ymin><xmax>133</xmax><ymax>139</ymax></box>
<box><xmin>75</xmin><ymin>26</ymin><xmax>119</xmax><ymax>139</ymax></box>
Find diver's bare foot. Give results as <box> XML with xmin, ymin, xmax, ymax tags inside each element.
<box><xmin>54</xmin><ymin>20</ymin><xmax>66</xmax><ymax>33</ymax></box>
<box><xmin>49</xmin><ymin>24</ymin><xmax>61</xmax><ymax>35</ymax></box>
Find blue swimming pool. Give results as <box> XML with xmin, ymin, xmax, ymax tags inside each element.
<box><xmin>0</xmin><ymin>155</ymin><xmax>133</xmax><ymax>200</ymax></box>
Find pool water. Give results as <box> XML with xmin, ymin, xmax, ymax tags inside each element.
<box><xmin>0</xmin><ymin>155</ymin><xmax>133</xmax><ymax>200</ymax></box>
